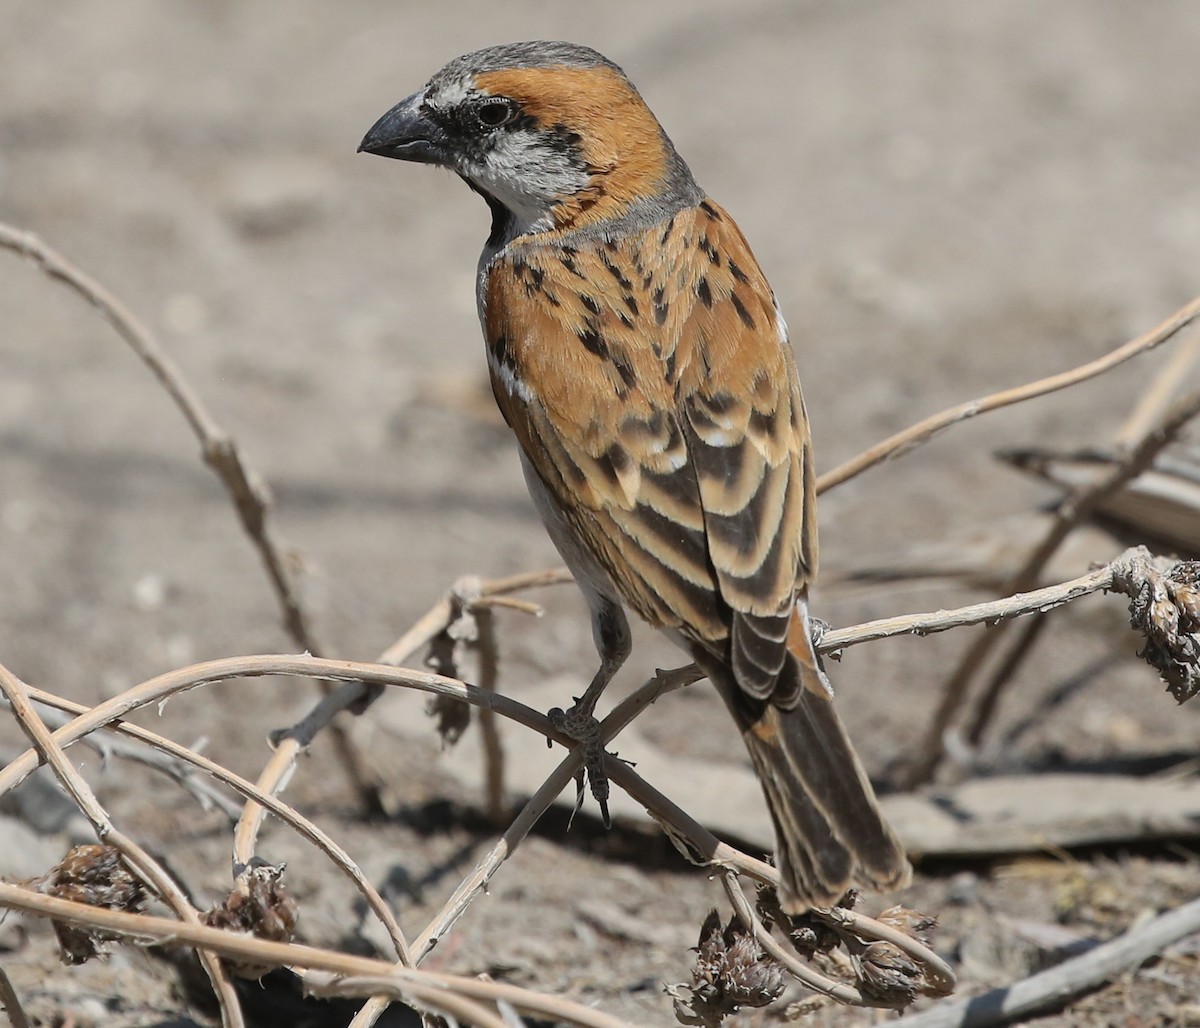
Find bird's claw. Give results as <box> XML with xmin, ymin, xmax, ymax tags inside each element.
<box><xmin>549</xmin><ymin>703</ymin><xmax>611</xmax><ymax>829</ymax></box>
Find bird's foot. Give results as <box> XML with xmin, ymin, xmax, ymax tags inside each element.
<box><xmin>548</xmin><ymin>699</ymin><xmax>611</xmax><ymax>828</ymax></box>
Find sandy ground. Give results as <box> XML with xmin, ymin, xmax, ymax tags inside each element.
<box><xmin>2</xmin><ymin>1</ymin><xmax>1199</xmax><ymax>1024</ymax></box>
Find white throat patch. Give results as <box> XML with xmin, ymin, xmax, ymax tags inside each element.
<box><xmin>463</xmin><ymin>128</ymin><xmax>590</xmax><ymax>242</ymax></box>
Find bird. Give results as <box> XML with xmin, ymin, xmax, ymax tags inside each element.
<box><xmin>359</xmin><ymin>40</ymin><xmax>910</xmax><ymax>912</ymax></box>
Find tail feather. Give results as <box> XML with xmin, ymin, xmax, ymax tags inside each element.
<box><xmin>703</xmin><ymin>652</ymin><xmax>911</xmax><ymax>912</ymax></box>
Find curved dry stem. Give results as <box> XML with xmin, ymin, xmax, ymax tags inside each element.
<box><xmin>0</xmin><ymin>221</ymin><xmax>322</xmax><ymax>659</ymax></box>
<box><xmin>21</xmin><ymin>683</ymin><xmax>409</xmax><ymax>965</ymax></box>
<box><xmin>0</xmin><ymin>655</ymin><xmax>562</xmax><ymax>798</ymax></box>
<box><xmin>0</xmin><ymin>219</ymin><xmax>387</xmax><ymax>818</ymax></box>
<box><xmin>0</xmin><ymin>667</ymin><xmax>244</xmax><ymax>1028</ymax></box>
<box><xmin>0</xmin><ymin>883</ymin><xmax>631</xmax><ymax>1028</ymax></box>
<box><xmin>817</xmin><ymin>294</ymin><xmax>1200</xmax><ymax>493</ymax></box>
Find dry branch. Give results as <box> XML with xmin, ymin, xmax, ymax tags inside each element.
<box><xmin>0</xmin><ymin>653</ymin><xmax>957</xmax><ymax>1014</ymax></box>
<box><xmin>1</xmin><ymin>535</ymin><xmax>1185</xmax><ymax>1019</ymax></box>
<box><xmin>815</xmin><ymin>558</ymin><xmax>1130</xmax><ymax>653</ymax></box>
<box><xmin>0</xmin><ymin>221</ymin><xmax>322</xmax><ymax>658</ymax></box>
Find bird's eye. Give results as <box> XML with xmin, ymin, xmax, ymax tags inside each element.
<box><xmin>476</xmin><ymin>99</ymin><xmax>516</xmax><ymax>128</ymax></box>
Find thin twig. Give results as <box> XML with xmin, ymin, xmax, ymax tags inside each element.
<box><xmin>817</xmin><ymin>295</ymin><xmax>1200</xmax><ymax>493</ymax></box>
<box><xmin>0</xmin><ymin>666</ymin><xmax>244</xmax><ymax>1028</ymax></box>
<box><xmin>21</xmin><ymin>681</ymin><xmax>410</xmax><ymax>966</ymax></box>
<box><xmin>0</xmin><ymin>693</ymin><xmax>244</xmax><ymax>820</ymax></box>
<box><xmin>0</xmin><ymin>883</ymin><xmax>632</xmax><ymax>1028</ymax></box>
<box><xmin>816</xmin><ymin>558</ymin><xmax>1136</xmax><ymax>653</ymax></box>
<box><xmin>0</xmin><ymin>222</ymin><xmax>322</xmax><ymax>657</ymax></box>
<box><xmin>890</xmin><ymin>896</ymin><xmax>1200</xmax><ymax>1028</ymax></box>
<box><xmin>0</xmin><ymin>656</ymin><xmax>562</xmax><ymax>799</ymax></box>
<box><xmin>473</xmin><ymin>605</ymin><xmax>507</xmax><ymax>824</ymax></box>
<box><xmin>1112</xmin><ymin>325</ymin><xmax>1200</xmax><ymax>449</ymax></box>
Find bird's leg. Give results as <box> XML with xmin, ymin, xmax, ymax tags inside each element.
<box><xmin>548</xmin><ymin>599</ymin><xmax>630</xmax><ymax>828</ymax></box>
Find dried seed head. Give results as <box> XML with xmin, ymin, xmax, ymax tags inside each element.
<box><xmin>1118</xmin><ymin>555</ymin><xmax>1200</xmax><ymax>703</ymax></box>
<box><xmin>668</xmin><ymin>910</ymin><xmax>785</xmax><ymax>1026</ymax></box>
<box><xmin>855</xmin><ymin>940</ymin><xmax>925</xmax><ymax>1006</ymax></box>
<box><xmin>30</xmin><ymin>844</ymin><xmax>148</xmax><ymax>965</ymax></box>
<box><xmin>202</xmin><ymin>863</ymin><xmax>298</xmax><ymax>979</ymax></box>
<box><xmin>853</xmin><ymin>905</ymin><xmax>944</xmax><ymax>1006</ymax></box>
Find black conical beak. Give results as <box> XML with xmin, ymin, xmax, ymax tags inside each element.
<box><xmin>358</xmin><ymin>89</ymin><xmax>449</xmax><ymax>164</ymax></box>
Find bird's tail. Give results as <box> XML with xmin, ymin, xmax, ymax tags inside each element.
<box><xmin>703</xmin><ymin>632</ymin><xmax>911</xmax><ymax>913</ymax></box>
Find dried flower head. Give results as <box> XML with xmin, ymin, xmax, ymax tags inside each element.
<box><xmin>855</xmin><ymin>940</ymin><xmax>925</xmax><ymax>1006</ymax></box>
<box><xmin>668</xmin><ymin>909</ymin><xmax>785</xmax><ymax>1026</ymax></box>
<box><xmin>1114</xmin><ymin>551</ymin><xmax>1200</xmax><ymax>702</ymax></box>
<box><xmin>852</xmin><ymin>905</ymin><xmax>940</xmax><ymax>1005</ymax></box>
<box><xmin>202</xmin><ymin>863</ymin><xmax>298</xmax><ymax>979</ymax></box>
<box><xmin>30</xmin><ymin>844</ymin><xmax>148</xmax><ymax>965</ymax></box>
<box><xmin>876</xmin><ymin>904</ymin><xmax>938</xmax><ymax>946</ymax></box>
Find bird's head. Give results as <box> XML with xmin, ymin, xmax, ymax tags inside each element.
<box><xmin>359</xmin><ymin>41</ymin><xmax>701</xmax><ymax>242</ymax></box>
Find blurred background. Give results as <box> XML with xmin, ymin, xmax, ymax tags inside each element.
<box><xmin>1</xmin><ymin>1</ymin><xmax>1198</xmax><ymax>1024</ymax></box>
